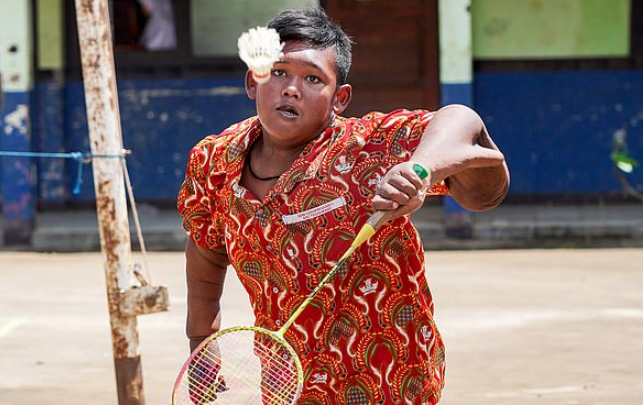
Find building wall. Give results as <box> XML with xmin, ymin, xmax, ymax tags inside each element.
<box><xmin>472</xmin><ymin>0</ymin><xmax>630</xmax><ymax>59</ymax></box>
<box><xmin>471</xmin><ymin>0</ymin><xmax>642</xmax><ymax>198</ymax></box>
<box><xmin>0</xmin><ymin>0</ymin><xmax>36</xmax><ymax>243</ymax></box>
<box><xmin>35</xmin><ymin>76</ymin><xmax>255</xmax><ymax>203</ymax></box>
<box><xmin>17</xmin><ymin>0</ymin><xmax>643</xmax><ymax>206</ymax></box>
<box><xmin>475</xmin><ymin>70</ymin><xmax>643</xmax><ymax>195</ymax></box>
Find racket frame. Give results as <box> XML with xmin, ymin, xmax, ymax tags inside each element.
<box><xmin>173</xmin><ymin>325</ymin><xmax>304</xmax><ymax>404</ymax></box>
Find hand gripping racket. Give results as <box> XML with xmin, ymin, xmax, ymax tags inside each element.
<box><xmin>172</xmin><ymin>164</ymin><xmax>429</xmax><ymax>405</ymax></box>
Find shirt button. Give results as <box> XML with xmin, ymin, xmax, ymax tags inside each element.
<box><xmin>275</xmin><ymin>319</ymin><xmax>281</xmax><ymax>325</ymax></box>
<box><xmin>272</xmin><ymin>287</ymin><xmax>279</xmax><ymax>293</ymax></box>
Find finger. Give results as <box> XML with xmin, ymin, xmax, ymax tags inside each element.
<box><xmin>403</xmin><ymin>168</ymin><xmax>426</xmax><ymax>189</ymax></box>
<box><xmin>378</xmin><ymin>167</ymin><xmax>425</xmax><ymax>200</ymax></box>
<box><xmin>371</xmin><ymin>191</ymin><xmax>425</xmax><ymax>218</ymax></box>
<box><xmin>388</xmin><ymin>171</ymin><xmax>420</xmax><ymax>196</ymax></box>
<box><xmin>376</xmin><ymin>181</ymin><xmax>414</xmax><ymax>206</ymax></box>
<box><xmin>371</xmin><ymin>194</ymin><xmax>400</xmax><ymax>211</ymax></box>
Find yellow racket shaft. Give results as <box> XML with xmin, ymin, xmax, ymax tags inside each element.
<box><xmin>279</xmin><ymin>164</ymin><xmax>429</xmax><ymax>332</ymax></box>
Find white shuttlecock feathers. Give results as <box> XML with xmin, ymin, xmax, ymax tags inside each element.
<box><xmin>238</xmin><ymin>27</ymin><xmax>284</xmax><ymax>84</ymax></box>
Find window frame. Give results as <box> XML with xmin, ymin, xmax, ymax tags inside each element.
<box><xmin>62</xmin><ymin>0</ymin><xmax>248</xmax><ymax>81</ymax></box>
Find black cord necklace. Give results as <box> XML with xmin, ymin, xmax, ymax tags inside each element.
<box><xmin>247</xmin><ymin>138</ymin><xmax>283</xmax><ymax>181</ymax></box>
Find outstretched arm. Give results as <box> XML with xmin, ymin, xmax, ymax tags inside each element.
<box><xmin>372</xmin><ymin>104</ymin><xmax>510</xmax><ymax>216</ymax></box>
<box><xmin>185</xmin><ymin>239</ymin><xmax>230</xmax><ymax>352</ymax></box>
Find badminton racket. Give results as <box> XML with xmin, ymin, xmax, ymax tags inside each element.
<box><xmin>172</xmin><ymin>164</ymin><xmax>429</xmax><ymax>405</ymax></box>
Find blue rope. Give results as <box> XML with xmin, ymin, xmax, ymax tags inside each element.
<box><xmin>0</xmin><ymin>150</ymin><xmax>128</xmax><ymax>195</ymax></box>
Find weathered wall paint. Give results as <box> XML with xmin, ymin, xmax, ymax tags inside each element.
<box><xmin>1</xmin><ymin>93</ymin><xmax>35</xmax><ymax>243</ymax></box>
<box><xmin>472</xmin><ymin>0</ymin><xmax>630</xmax><ymax>59</ymax></box>
<box><xmin>0</xmin><ymin>0</ymin><xmax>35</xmax><ymax>244</ymax></box>
<box><xmin>15</xmin><ymin>1</ymin><xmax>643</xmax><ymax>209</ymax></box>
<box><xmin>475</xmin><ymin>70</ymin><xmax>643</xmax><ymax>194</ymax></box>
<box><xmin>33</xmin><ymin>81</ymin><xmax>67</xmax><ymax>205</ymax></box>
<box><xmin>49</xmin><ymin>77</ymin><xmax>255</xmax><ymax>203</ymax></box>
<box><xmin>31</xmin><ymin>70</ymin><xmax>643</xmax><ymax>205</ymax></box>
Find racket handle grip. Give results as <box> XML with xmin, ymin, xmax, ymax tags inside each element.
<box><xmin>365</xmin><ymin>210</ymin><xmax>392</xmax><ymax>231</ymax></box>
<box><xmin>352</xmin><ymin>164</ymin><xmax>430</xmax><ymax>248</ymax></box>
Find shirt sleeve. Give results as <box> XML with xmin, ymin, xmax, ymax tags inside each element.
<box><xmin>369</xmin><ymin>109</ymin><xmax>450</xmax><ymax>196</ymax></box>
<box><xmin>177</xmin><ymin>136</ymin><xmax>228</xmax><ymax>250</ymax></box>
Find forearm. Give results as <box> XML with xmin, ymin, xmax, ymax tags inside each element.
<box><xmin>411</xmin><ymin>104</ymin><xmax>510</xmax><ymax>211</ymax></box>
<box><xmin>185</xmin><ymin>239</ymin><xmax>230</xmax><ymax>351</ymax></box>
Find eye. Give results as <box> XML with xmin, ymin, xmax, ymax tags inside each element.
<box><xmin>273</xmin><ymin>69</ymin><xmax>286</xmax><ymax>77</ymax></box>
<box><xmin>306</xmin><ymin>75</ymin><xmax>321</xmax><ymax>84</ymax></box>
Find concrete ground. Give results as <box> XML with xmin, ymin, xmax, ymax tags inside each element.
<box><xmin>0</xmin><ymin>249</ymin><xmax>642</xmax><ymax>405</ymax></box>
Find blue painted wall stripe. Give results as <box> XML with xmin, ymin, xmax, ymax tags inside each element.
<box><xmin>1</xmin><ymin>91</ymin><xmax>35</xmax><ymax>243</ymax></box>
<box><xmin>23</xmin><ymin>70</ymin><xmax>643</xmax><ymax>206</ymax></box>
<box><xmin>474</xmin><ymin>70</ymin><xmax>643</xmax><ymax>194</ymax></box>
<box><xmin>45</xmin><ymin>77</ymin><xmax>255</xmax><ymax>203</ymax></box>
<box><xmin>440</xmin><ymin>83</ymin><xmax>473</xmax><ymax>108</ymax></box>
<box><xmin>33</xmin><ymin>81</ymin><xmax>67</xmax><ymax>206</ymax></box>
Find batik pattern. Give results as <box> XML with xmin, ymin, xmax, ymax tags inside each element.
<box><xmin>178</xmin><ymin>109</ymin><xmax>450</xmax><ymax>404</ymax></box>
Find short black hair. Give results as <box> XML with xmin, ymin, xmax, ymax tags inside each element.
<box><xmin>268</xmin><ymin>7</ymin><xmax>353</xmax><ymax>85</ymax></box>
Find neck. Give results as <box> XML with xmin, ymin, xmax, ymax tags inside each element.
<box><xmin>247</xmin><ymin>135</ymin><xmax>306</xmax><ymax>182</ymax></box>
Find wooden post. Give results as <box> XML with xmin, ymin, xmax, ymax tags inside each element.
<box><xmin>74</xmin><ymin>1</ymin><xmax>169</xmax><ymax>404</ymax></box>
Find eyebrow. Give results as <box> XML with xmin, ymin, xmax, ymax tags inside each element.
<box><xmin>275</xmin><ymin>59</ymin><xmax>326</xmax><ymax>73</ymax></box>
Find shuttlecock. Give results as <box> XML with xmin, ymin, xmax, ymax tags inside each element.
<box><xmin>238</xmin><ymin>27</ymin><xmax>284</xmax><ymax>84</ymax></box>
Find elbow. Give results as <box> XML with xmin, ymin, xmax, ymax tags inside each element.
<box><xmin>447</xmin><ymin>170</ymin><xmax>510</xmax><ymax>212</ymax></box>
<box><xmin>468</xmin><ymin>187</ymin><xmax>509</xmax><ymax>211</ymax></box>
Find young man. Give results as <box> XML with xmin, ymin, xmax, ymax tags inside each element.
<box><xmin>178</xmin><ymin>7</ymin><xmax>509</xmax><ymax>405</ymax></box>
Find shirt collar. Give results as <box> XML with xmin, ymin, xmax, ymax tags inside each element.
<box><xmin>226</xmin><ymin>116</ymin><xmax>339</xmax><ymax>200</ymax></box>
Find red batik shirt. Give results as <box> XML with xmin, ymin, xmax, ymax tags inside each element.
<box><xmin>178</xmin><ymin>109</ymin><xmax>450</xmax><ymax>405</ymax></box>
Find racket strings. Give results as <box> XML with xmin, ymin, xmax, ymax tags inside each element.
<box><xmin>176</xmin><ymin>330</ymin><xmax>300</xmax><ymax>405</ymax></box>
<box><xmin>185</xmin><ymin>348</ymin><xmax>294</xmax><ymax>394</ymax></box>
<box><xmin>184</xmin><ymin>364</ymin><xmax>295</xmax><ymax>404</ymax></box>
<box><xmin>188</xmin><ymin>339</ymin><xmax>296</xmax><ymax>383</ymax></box>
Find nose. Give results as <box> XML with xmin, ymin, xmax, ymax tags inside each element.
<box><xmin>281</xmin><ymin>80</ymin><xmax>301</xmax><ymax>99</ymax></box>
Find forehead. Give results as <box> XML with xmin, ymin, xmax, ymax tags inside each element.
<box><xmin>278</xmin><ymin>41</ymin><xmax>336</xmax><ymax>75</ymax></box>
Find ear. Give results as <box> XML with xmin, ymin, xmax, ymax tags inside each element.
<box><xmin>245</xmin><ymin>70</ymin><xmax>257</xmax><ymax>100</ymax></box>
<box><xmin>332</xmin><ymin>84</ymin><xmax>352</xmax><ymax>115</ymax></box>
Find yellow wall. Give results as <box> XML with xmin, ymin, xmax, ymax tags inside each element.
<box><xmin>472</xmin><ymin>0</ymin><xmax>631</xmax><ymax>59</ymax></box>
<box><xmin>36</xmin><ymin>0</ymin><xmax>64</xmax><ymax>70</ymax></box>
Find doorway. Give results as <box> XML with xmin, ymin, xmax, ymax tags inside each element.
<box><xmin>325</xmin><ymin>0</ymin><xmax>440</xmax><ymax>116</ymax></box>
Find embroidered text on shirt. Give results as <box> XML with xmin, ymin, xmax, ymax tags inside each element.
<box><xmin>282</xmin><ymin>196</ymin><xmax>346</xmax><ymax>225</ymax></box>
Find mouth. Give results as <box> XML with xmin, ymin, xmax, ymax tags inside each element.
<box><xmin>276</xmin><ymin>105</ymin><xmax>299</xmax><ymax>118</ymax></box>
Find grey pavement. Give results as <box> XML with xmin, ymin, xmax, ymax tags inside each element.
<box><xmin>1</xmin><ymin>202</ymin><xmax>642</xmax><ymax>252</ymax></box>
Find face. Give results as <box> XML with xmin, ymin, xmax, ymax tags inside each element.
<box><xmin>246</xmin><ymin>41</ymin><xmax>352</xmax><ymax>147</ymax></box>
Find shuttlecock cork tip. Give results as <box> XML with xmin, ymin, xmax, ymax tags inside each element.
<box><xmin>238</xmin><ymin>26</ymin><xmax>285</xmax><ymax>84</ymax></box>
